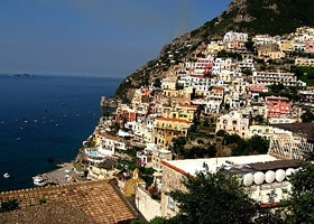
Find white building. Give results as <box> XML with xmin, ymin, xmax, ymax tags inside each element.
<box><xmin>216</xmin><ymin>110</ymin><xmax>251</xmax><ymax>138</ymax></box>
<box><xmin>223</xmin><ymin>31</ymin><xmax>248</xmax><ymax>44</ymax></box>
<box><xmin>212</xmin><ymin>58</ymin><xmax>235</xmax><ymax>75</ymax></box>
<box><xmin>252</xmin><ymin>71</ymin><xmax>299</xmax><ymax>86</ymax></box>
<box><xmin>252</xmin><ymin>34</ymin><xmax>278</xmax><ymax>46</ymax></box>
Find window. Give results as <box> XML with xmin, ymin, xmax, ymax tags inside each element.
<box><xmin>167</xmin><ymin>196</ymin><xmax>175</xmax><ymax>211</ymax></box>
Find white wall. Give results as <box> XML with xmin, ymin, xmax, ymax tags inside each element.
<box><xmin>136</xmin><ymin>186</ymin><xmax>161</xmax><ymax>221</ymax></box>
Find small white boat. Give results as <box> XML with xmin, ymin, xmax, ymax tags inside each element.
<box><xmin>32</xmin><ymin>175</ymin><xmax>48</xmax><ymax>186</ymax></box>
<box><xmin>3</xmin><ymin>172</ymin><xmax>10</xmax><ymax>179</ymax></box>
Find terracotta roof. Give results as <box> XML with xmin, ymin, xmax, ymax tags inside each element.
<box><xmin>247</xmin><ymin>159</ymin><xmax>302</xmax><ymax>171</ymax></box>
<box><xmin>0</xmin><ymin>203</ymin><xmax>96</xmax><ymax>224</ymax></box>
<box><xmin>156</xmin><ymin>117</ymin><xmax>191</xmax><ymax>123</ymax></box>
<box><xmin>212</xmin><ymin>86</ymin><xmax>224</xmax><ymax>91</ymax></box>
<box><xmin>142</xmin><ymin>90</ymin><xmax>152</xmax><ymax>96</ymax></box>
<box><xmin>161</xmin><ymin>160</ymin><xmax>188</xmax><ymax>176</ymax></box>
<box><xmin>0</xmin><ymin>180</ymin><xmax>136</xmax><ymax>224</ymax></box>
<box><xmin>178</xmin><ymin>104</ymin><xmax>199</xmax><ymax>109</ymax></box>
<box><xmin>103</xmin><ymin>133</ymin><xmax>120</xmax><ymax>141</ymax></box>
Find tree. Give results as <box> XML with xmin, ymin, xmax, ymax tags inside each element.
<box><xmin>0</xmin><ymin>198</ymin><xmax>20</xmax><ymax>213</ymax></box>
<box><xmin>286</xmin><ymin>161</ymin><xmax>314</xmax><ymax>224</ymax></box>
<box><xmin>169</xmin><ymin>137</ymin><xmax>186</xmax><ymax>158</ymax></box>
<box><xmin>175</xmin><ymin>83</ymin><xmax>184</xmax><ymax>90</ymax></box>
<box><xmin>254</xmin><ymin>114</ymin><xmax>265</xmax><ymax>124</ymax></box>
<box><xmin>203</xmin><ymin>117</ymin><xmax>210</xmax><ymax>127</ymax></box>
<box><xmin>269</xmin><ymin>83</ymin><xmax>285</xmax><ymax>94</ymax></box>
<box><xmin>247</xmin><ymin>135</ymin><xmax>269</xmax><ymax>154</ymax></box>
<box><xmin>216</xmin><ymin>129</ymin><xmax>227</xmax><ymax>137</ymax></box>
<box><xmin>153</xmin><ymin>78</ymin><xmax>161</xmax><ymax>88</ymax></box>
<box><xmin>206</xmin><ymin>143</ymin><xmax>217</xmax><ymax>158</ymax></box>
<box><xmin>224</xmin><ymin>133</ymin><xmax>243</xmax><ymax>145</ymax></box>
<box><xmin>167</xmin><ymin>168</ymin><xmax>257</xmax><ymax>224</ymax></box>
<box><xmin>242</xmin><ymin>68</ymin><xmax>253</xmax><ymax>76</ymax></box>
<box><xmin>301</xmin><ymin>109</ymin><xmax>314</xmax><ymax>122</ymax></box>
<box><xmin>245</xmin><ymin>40</ymin><xmax>255</xmax><ymax>52</ymax></box>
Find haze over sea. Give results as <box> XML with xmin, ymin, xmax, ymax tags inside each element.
<box><xmin>0</xmin><ymin>74</ymin><xmax>122</xmax><ymax>191</ymax></box>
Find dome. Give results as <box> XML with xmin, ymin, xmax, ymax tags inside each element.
<box><xmin>265</xmin><ymin>170</ymin><xmax>276</xmax><ymax>184</ymax></box>
<box><xmin>243</xmin><ymin>173</ymin><xmax>253</xmax><ymax>187</ymax></box>
<box><xmin>286</xmin><ymin>168</ymin><xmax>295</xmax><ymax>179</ymax></box>
<box><xmin>254</xmin><ymin>172</ymin><xmax>265</xmax><ymax>185</ymax></box>
<box><xmin>275</xmin><ymin>169</ymin><xmax>286</xmax><ymax>182</ymax></box>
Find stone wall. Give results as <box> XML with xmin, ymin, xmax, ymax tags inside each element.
<box><xmin>160</xmin><ymin>163</ymin><xmax>187</xmax><ymax>218</ymax></box>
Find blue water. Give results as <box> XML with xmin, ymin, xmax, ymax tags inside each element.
<box><xmin>0</xmin><ymin>74</ymin><xmax>122</xmax><ymax>191</ymax></box>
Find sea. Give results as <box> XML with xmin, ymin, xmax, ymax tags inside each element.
<box><xmin>0</xmin><ymin>74</ymin><xmax>122</xmax><ymax>191</ymax></box>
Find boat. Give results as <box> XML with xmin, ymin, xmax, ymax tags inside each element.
<box><xmin>32</xmin><ymin>175</ymin><xmax>48</xmax><ymax>186</ymax></box>
<box><xmin>3</xmin><ymin>172</ymin><xmax>10</xmax><ymax>178</ymax></box>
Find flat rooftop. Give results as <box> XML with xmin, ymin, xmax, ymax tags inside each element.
<box><xmin>162</xmin><ymin>154</ymin><xmax>278</xmax><ymax>176</ymax></box>
<box><xmin>271</xmin><ymin>122</ymin><xmax>314</xmax><ymax>141</ymax></box>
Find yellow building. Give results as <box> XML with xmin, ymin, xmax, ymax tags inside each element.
<box><xmin>155</xmin><ymin>117</ymin><xmax>192</xmax><ymax>148</ymax></box>
<box><xmin>161</xmin><ymin>104</ymin><xmax>198</xmax><ymax>122</ymax></box>
<box><xmin>295</xmin><ymin>57</ymin><xmax>314</xmax><ymax>66</ymax></box>
<box><xmin>280</xmin><ymin>40</ymin><xmax>294</xmax><ymax>52</ymax></box>
<box><xmin>205</xmin><ymin>42</ymin><xmax>225</xmax><ymax>55</ymax></box>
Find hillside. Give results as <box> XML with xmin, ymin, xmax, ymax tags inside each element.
<box><xmin>115</xmin><ymin>0</ymin><xmax>314</xmax><ymax>102</ymax></box>
<box><xmin>193</xmin><ymin>0</ymin><xmax>314</xmax><ymax>38</ymax></box>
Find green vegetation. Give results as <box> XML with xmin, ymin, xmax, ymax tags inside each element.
<box><xmin>39</xmin><ymin>197</ymin><xmax>47</xmax><ymax>205</ymax></box>
<box><xmin>217</xmin><ymin>50</ymin><xmax>242</xmax><ymax>60</ymax></box>
<box><xmin>115</xmin><ymin>80</ymin><xmax>132</xmax><ymax>104</ymax></box>
<box><xmin>286</xmin><ymin>161</ymin><xmax>314</xmax><ymax>223</ymax></box>
<box><xmin>153</xmin><ymin>78</ymin><xmax>161</xmax><ymax>88</ymax></box>
<box><xmin>74</xmin><ymin>162</ymin><xmax>84</xmax><ymax>172</ymax></box>
<box><xmin>125</xmin><ymin>146</ymin><xmax>144</xmax><ymax>158</ymax></box>
<box><xmin>138</xmin><ymin>152</ymin><xmax>314</xmax><ymax>224</ymax></box>
<box><xmin>233</xmin><ymin>135</ymin><xmax>269</xmax><ymax>156</ymax></box>
<box><xmin>242</xmin><ymin>68</ymin><xmax>253</xmax><ymax>76</ymax></box>
<box><xmin>301</xmin><ymin>109</ymin><xmax>314</xmax><ymax>122</ymax></box>
<box><xmin>175</xmin><ymin>83</ymin><xmax>184</xmax><ymax>90</ymax></box>
<box><xmin>170</xmin><ymin>129</ymin><xmax>268</xmax><ymax>159</ymax></box>
<box><xmin>245</xmin><ymin>40</ymin><xmax>255</xmax><ymax>52</ymax></box>
<box><xmin>109</xmin><ymin>122</ymin><xmax>120</xmax><ymax>134</ymax></box>
<box><xmin>166</xmin><ymin>168</ymin><xmax>257</xmax><ymax>224</ymax></box>
<box><xmin>260</xmin><ymin>84</ymin><xmax>301</xmax><ymax>102</ymax></box>
<box><xmin>191</xmin><ymin>0</ymin><xmax>314</xmax><ymax>39</ymax></box>
<box><xmin>0</xmin><ymin>198</ymin><xmax>20</xmax><ymax>213</ymax></box>
<box><xmin>292</xmin><ymin>66</ymin><xmax>314</xmax><ymax>85</ymax></box>
<box><xmin>116</xmin><ymin>149</ymin><xmax>155</xmax><ymax>186</ymax></box>
<box><xmin>253</xmin><ymin>114</ymin><xmax>266</xmax><ymax>124</ymax></box>
<box><xmin>218</xmin><ymin>133</ymin><xmax>269</xmax><ymax>156</ymax></box>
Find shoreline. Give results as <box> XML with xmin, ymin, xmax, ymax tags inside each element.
<box><xmin>35</xmin><ymin>162</ymin><xmax>76</xmax><ymax>187</ymax></box>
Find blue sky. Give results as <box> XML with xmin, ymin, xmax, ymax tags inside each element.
<box><xmin>0</xmin><ymin>0</ymin><xmax>231</xmax><ymax>77</ymax></box>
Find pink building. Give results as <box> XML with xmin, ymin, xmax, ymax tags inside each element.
<box><xmin>267</xmin><ymin>102</ymin><xmax>291</xmax><ymax>117</ymax></box>
<box><xmin>250</xmin><ymin>84</ymin><xmax>268</xmax><ymax>93</ymax></box>
<box><xmin>265</xmin><ymin>96</ymin><xmax>289</xmax><ymax>105</ymax></box>
<box><xmin>305</xmin><ymin>40</ymin><xmax>314</xmax><ymax>53</ymax></box>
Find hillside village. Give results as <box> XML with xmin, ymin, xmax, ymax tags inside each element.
<box><xmin>72</xmin><ymin>27</ymin><xmax>314</xmax><ymax>220</ymax></box>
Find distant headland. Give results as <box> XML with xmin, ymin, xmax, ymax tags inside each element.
<box><xmin>9</xmin><ymin>73</ymin><xmax>35</xmax><ymax>78</ymax></box>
